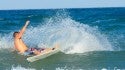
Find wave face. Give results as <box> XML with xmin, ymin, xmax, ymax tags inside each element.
<box><xmin>0</xmin><ymin>10</ymin><xmax>113</xmax><ymax>54</ymax></box>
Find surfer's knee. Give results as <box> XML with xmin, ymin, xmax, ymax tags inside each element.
<box><xmin>33</xmin><ymin>49</ymin><xmax>41</xmax><ymax>55</ymax></box>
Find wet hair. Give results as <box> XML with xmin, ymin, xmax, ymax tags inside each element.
<box><xmin>13</xmin><ymin>32</ymin><xmax>19</xmax><ymax>37</ymax></box>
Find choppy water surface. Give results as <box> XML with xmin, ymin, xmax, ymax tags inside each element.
<box><xmin>0</xmin><ymin>8</ymin><xmax>125</xmax><ymax>70</ymax></box>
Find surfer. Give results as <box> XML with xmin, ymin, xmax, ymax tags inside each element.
<box><xmin>13</xmin><ymin>21</ymin><xmax>59</xmax><ymax>56</ymax></box>
<box><xmin>13</xmin><ymin>21</ymin><xmax>42</xmax><ymax>55</ymax></box>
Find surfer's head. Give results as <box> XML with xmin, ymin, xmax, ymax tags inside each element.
<box><xmin>13</xmin><ymin>32</ymin><xmax>19</xmax><ymax>37</ymax></box>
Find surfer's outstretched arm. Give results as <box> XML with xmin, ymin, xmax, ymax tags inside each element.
<box><xmin>18</xmin><ymin>21</ymin><xmax>30</xmax><ymax>38</ymax></box>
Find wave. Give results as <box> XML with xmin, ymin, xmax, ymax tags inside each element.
<box><xmin>0</xmin><ymin>10</ymin><xmax>113</xmax><ymax>54</ymax></box>
<box><xmin>93</xmin><ymin>19</ymin><xmax>116</xmax><ymax>23</ymax></box>
<box><xmin>11</xmin><ymin>66</ymin><xmax>35</xmax><ymax>70</ymax></box>
<box><xmin>10</xmin><ymin>65</ymin><xmax>120</xmax><ymax>70</ymax></box>
<box><xmin>0</xmin><ymin>33</ymin><xmax>14</xmax><ymax>49</ymax></box>
<box><xmin>0</xmin><ymin>18</ymin><xmax>4</xmax><ymax>21</ymax></box>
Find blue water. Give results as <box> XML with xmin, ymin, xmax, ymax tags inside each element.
<box><xmin>0</xmin><ymin>8</ymin><xmax>125</xmax><ymax>70</ymax></box>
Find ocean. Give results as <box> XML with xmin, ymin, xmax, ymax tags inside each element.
<box><xmin>0</xmin><ymin>8</ymin><xmax>125</xmax><ymax>70</ymax></box>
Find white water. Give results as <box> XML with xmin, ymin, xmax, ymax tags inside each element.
<box><xmin>11</xmin><ymin>66</ymin><xmax>35</xmax><ymax>70</ymax></box>
<box><xmin>11</xmin><ymin>65</ymin><xmax>120</xmax><ymax>70</ymax></box>
<box><xmin>0</xmin><ymin>12</ymin><xmax>113</xmax><ymax>54</ymax></box>
<box><xmin>0</xmin><ymin>33</ymin><xmax>14</xmax><ymax>49</ymax></box>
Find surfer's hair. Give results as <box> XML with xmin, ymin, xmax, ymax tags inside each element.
<box><xmin>13</xmin><ymin>32</ymin><xmax>19</xmax><ymax>37</ymax></box>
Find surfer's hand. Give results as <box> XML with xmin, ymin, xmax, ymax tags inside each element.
<box><xmin>25</xmin><ymin>20</ymin><xmax>30</xmax><ymax>26</ymax></box>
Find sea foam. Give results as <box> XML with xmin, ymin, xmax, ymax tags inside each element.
<box><xmin>11</xmin><ymin>65</ymin><xmax>35</xmax><ymax>70</ymax></box>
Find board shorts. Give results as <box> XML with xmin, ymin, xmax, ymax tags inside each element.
<box><xmin>23</xmin><ymin>48</ymin><xmax>45</xmax><ymax>56</ymax></box>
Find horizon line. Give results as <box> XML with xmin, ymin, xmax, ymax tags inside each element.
<box><xmin>0</xmin><ymin>7</ymin><xmax>125</xmax><ymax>11</ymax></box>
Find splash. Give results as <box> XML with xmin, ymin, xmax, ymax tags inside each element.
<box><xmin>11</xmin><ymin>65</ymin><xmax>35</xmax><ymax>70</ymax></box>
<box><xmin>23</xmin><ymin>11</ymin><xmax>113</xmax><ymax>54</ymax></box>
<box><xmin>0</xmin><ymin>10</ymin><xmax>113</xmax><ymax>54</ymax></box>
<box><xmin>0</xmin><ymin>33</ymin><xmax>14</xmax><ymax>49</ymax></box>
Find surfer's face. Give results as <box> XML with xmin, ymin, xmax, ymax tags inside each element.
<box><xmin>15</xmin><ymin>33</ymin><xmax>19</xmax><ymax>37</ymax></box>
<box><xmin>13</xmin><ymin>32</ymin><xmax>19</xmax><ymax>37</ymax></box>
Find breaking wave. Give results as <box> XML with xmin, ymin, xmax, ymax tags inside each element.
<box><xmin>0</xmin><ymin>11</ymin><xmax>113</xmax><ymax>54</ymax></box>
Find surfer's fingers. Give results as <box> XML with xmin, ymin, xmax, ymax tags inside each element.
<box><xmin>25</xmin><ymin>20</ymin><xmax>30</xmax><ymax>26</ymax></box>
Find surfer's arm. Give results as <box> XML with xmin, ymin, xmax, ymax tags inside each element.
<box><xmin>18</xmin><ymin>21</ymin><xmax>30</xmax><ymax>38</ymax></box>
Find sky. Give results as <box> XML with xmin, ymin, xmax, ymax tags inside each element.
<box><xmin>0</xmin><ymin>0</ymin><xmax>125</xmax><ymax>10</ymax></box>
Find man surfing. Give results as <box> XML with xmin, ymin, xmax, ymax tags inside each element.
<box><xmin>13</xmin><ymin>21</ymin><xmax>58</xmax><ymax>56</ymax></box>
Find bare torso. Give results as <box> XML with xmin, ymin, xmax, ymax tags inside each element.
<box><xmin>14</xmin><ymin>38</ymin><xmax>28</xmax><ymax>53</ymax></box>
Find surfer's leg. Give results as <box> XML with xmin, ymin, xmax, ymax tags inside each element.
<box><xmin>43</xmin><ymin>44</ymin><xmax>59</xmax><ymax>51</ymax></box>
<box><xmin>33</xmin><ymin>49</ymin><xmax>41</xmax><ymax>55</ymax></box>
<box><xmin>52</xmin><ymin>44</ymin><xmax>59</xmax><ymax>50</ymax></box>
<box><xmin>23</xmin><ymin>50</ymin><xmax>34</xmax><ymax>56</ymax></box>
<box><xmin>41</xmin><ymin>48</ymin><xmax>52</xmax><ymax>52</ymax></box>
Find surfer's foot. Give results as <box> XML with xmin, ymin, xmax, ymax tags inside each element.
<box><xmin>33</xmin><ymin>49</ymin><xmax>41</xmax><ymax>55</ymax></box>
<box><xmin>52</xmin><ymin>48</ymin><xmax>55</xmax><ymax>50</ymax></box>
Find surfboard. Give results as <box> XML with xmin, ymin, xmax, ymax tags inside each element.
<box><xmin>27</xmin><ymin>47</ymin><xmax>60</xmax><ymax>62</ymax></box>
